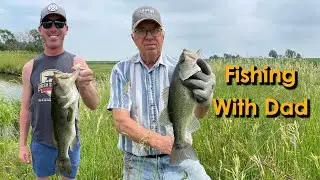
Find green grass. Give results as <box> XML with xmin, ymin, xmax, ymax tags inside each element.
<box><xmin>87</xmin><ymin>62</ymin><xmax>115</xmax><ymax>80</ymax></box>
<box><xmin>0</xmin><ymin>51</ymin><xmax>38</xmax><ymax>75</ymax></box>
<box><xmin>0</xmin><ymin>50</ymin><xmax>115</xmax><ymax>80</ymax></box>
<box><xmin>0</xmin><ymin>51</ymin><xmax>319</xmax><ymax>179</ymax></box>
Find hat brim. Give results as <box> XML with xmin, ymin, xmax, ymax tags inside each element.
<box><xmin>132</xmin><ymin>18</ymin><xmax>162</xmax><ymax>31</ymax></box>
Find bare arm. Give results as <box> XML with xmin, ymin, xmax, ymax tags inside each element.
<box><xmin>112</xmin><ymin>109</ymin><xmax>174</xmax><ymax>154</ymax></box>
<box><xmin>73</xmin><ymin>56</ymin><xmax>99</xmax><ymax>110</ymax></box>
<box><xmin>19</xmin><ymin>59</ymin><xmax>33</xmax><ymax>163</ymax></box>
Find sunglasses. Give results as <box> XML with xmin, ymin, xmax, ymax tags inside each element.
<box><xmin>41</xmin><ymin>20</ymin><xmax>66</xmax><ymax>29</ymax></box>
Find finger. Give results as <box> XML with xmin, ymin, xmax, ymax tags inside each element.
<box><xmin>72</xmin><ymin>63</ymin><xmax>81</xmax><ymax>70</ymax></box>
<box><xmin>189</xmin><ymin>71</ymin><xmax>211</xmax><ymax>82</ymax></box>
<box><xmin>77</xmin><ymin>76</ymin><xmax>93</xmax><ymax>83</ymax></box>
<box><xmin>182</xmin><ymin>78</ymin><xmax>206</xmax><ymax>90</ymax></box>
<box><xmin>196</xmin><ymin>58</ymin><xmax>212</xmax><ymax>75</ymax></box>
<box><xmin>79</xmin><ymin>69</ymin><xmax>93</xmax><ymax>77</ymax></box>
<box><xmin>73</xmin><ymin>67</ymin><xmax>87</xmax><ymax>71</ymax></box>
<box><xmin>193</xmin><ymin>89</ymin><xmax>208</xmax><ymax>102</ymax></box>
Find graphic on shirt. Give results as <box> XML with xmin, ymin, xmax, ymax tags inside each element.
<box><xmin>38</xmin><ymin>69</ymin><xmax>62</xmax><ymax>96</ymax></box>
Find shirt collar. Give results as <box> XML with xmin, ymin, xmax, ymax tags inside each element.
<box><xmin>134</xmin><ymin>53</ymin><xmax>167</xmax><ymax>69</ymax></box>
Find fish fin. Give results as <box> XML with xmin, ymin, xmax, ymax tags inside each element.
<box><xmin>187</xmin><ymin>116</ymin><xmax>200</xmax><ymax>133</ymax></box>
<box><xmin>159</xmin><ymin>107</ymin><xmax>172</xmax><ymax>126</ymax></box>
<box><xmin>196</xmin><ymin>49</ymin><xmax>202</xmax><ymax>57</ymax></box>
<box><xmin>63</xmin><ymin>93</ymin><xmax>78</xmax><ymax>109</ymax></box>
<box><xmin>75</xmin><ymin>104</ymin><xmax>80</xmax><ymax>121</ymax></box>
<box><xmin>159</xmin><ymin>87</ymin><xmax>171</xmax><ymax>126</ymax></box>
<box><xmin>52</xmin><ymin>131</ymin><xmax>57</xmax><ymax>147</ymax></box>
<box><xmin>66</xmin><ymin>107</ymin><xmax>73</xmax><ymax>122</ymax></box>
<box><xmin>170</xmin><ymin>142</ymin><xmax>198</xmax><ymax>165</ymax></box>
<box><xmin>55</xmin><ymin>157</ymin><xmax>72</xmax><ymax>175</ymax></box>
<box><xmin>161</xmin><ymin>87</ymin><xmax>169</xmax><ymax>103</ymax></box>
<box><xmin>63</xmin><ymin>99</ymin><xmax>73</xmax><ymax>109</ymax></box>
<box><xmin>70</xmin><ymin>136</ymin><xmax>78</xmax><ymax>152</ymax></box>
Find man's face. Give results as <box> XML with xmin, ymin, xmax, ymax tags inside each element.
<box><xmin>38</xmin><ymin>14</ymin><xmax>68</xmax><ymax>50</ymax></box>
<box><xmin>132</xmin><ymin>20</ymin><xmax>164</xmax><ymax>58</ymax></box>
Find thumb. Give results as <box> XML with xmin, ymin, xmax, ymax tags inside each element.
<box><xmin>196</xmin><ymin>58</ymin><xmax>212</xmax><ymax>75</ymax></box>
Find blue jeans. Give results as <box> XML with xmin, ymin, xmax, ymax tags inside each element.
<box><xmin>30</xmin><ymin>139</ymin><xmax>81</xmax><ymax>179</ymax></box>
<box><xmin>123</xmin><ymin>153</ymin><xmax>211</xmax><ymax>180</ymax></box>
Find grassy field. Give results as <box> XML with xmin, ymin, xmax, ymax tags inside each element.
<box><xmin>0</xmin><ymin>51</ymin><xmax>319</xmax><ymax>179</ymax></box>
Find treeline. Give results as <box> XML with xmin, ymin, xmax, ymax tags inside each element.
<box><xmin>0</xmin><ymin>29</ymin><xmax>44</xmax><ymax>53</ymax></box>
<box><xmin>209</xmin><ymin>49</ymin><xmax>303</xmax><ymax>60</ymax></box>
<box><xmin>268</xmin><ymin>49</ymin><xmax>302</xmax><ymax>59</ymax></box>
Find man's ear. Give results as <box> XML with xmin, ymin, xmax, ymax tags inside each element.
<box><xmin>65</xmin><ymin>25</ymin><xmax>69</xmax><ymax>35</ymax></box>
<box><xmin>162</xmin><ymin>29</ymin><xmax>165</xmax><ymax>38</ymax></box>
<box><xmin>38</xmin><ymin>25</ymin><xmax>41</xmax><ymax>33</ymax></box>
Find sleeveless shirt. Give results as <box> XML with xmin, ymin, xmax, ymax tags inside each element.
<box><xmin>29</xmin><ymin>51</ymin><xmax>80</xmax><ymax>146</ymax></box>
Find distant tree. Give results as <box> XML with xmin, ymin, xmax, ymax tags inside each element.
<box><xmin>285</xmin><ymin>49</ymin><xmax>296</xmax><ymax>58</ymax></box>
<box><xmin>296</xmin><ymin>53</ymin><xmax>302</xmax><ymax>59</ymax></box>
<box><xmin>0</xmin><ymin>42</ymin><xmax>7</xmax><ymax>50</ymax></box>
<box><xmin>5</xmin><ymin>39</ymin><xmax>21</xmax><ymax>50</ymax></box>
<box><xmin>25</xmin><ymin>29</ymin><xmax>43</xmax><ymax>52</ymax></box>
<box><xmin>209</xmin><ymin>55</ymin><xmax>219</xmax><ymax>59</ymax></box>
<box><xmin>0</xmin><ymin>28</ymin><xmax>43</xmax><ymax>52</ymax></box>
<box><xmin>224</xmin><ymin>53</ymin><xmax>232</xmax><ymax>59</ymax></box>
<box><xmin>0</xmin><ymin>29</ymin><xmax>15</xmax><ymax>44</ymax></box>
<box><xmin>268</xmin><ymin>49</ymin><xmax>277</xmax><ymax>58</ymax></box>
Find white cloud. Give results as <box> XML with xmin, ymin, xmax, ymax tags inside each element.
<box><xmin>0</xmin><ymin>8</ymin><xmax>5</xmax><ymax>14</ymax></box>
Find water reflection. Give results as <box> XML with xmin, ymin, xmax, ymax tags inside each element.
<box><xmin>0</xmin><ymin>73</ymin><xmax>22</xmax><ymax>101</ymax></box>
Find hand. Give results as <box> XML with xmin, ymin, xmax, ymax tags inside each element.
<box><xmin>72</xmin><ymin>64</ymin><xmax>94</xmax><ymax>88</ymax></box>
<box><xmin>153</xmin><ymin>135</ymin><xmax>174</xmax><ymax>154</ymax></box>
<box><xmin>19</xmin><ymin>145</ymin><xmax>31</xmax><ymax>164</ymax></box>
<box><xmin>182</xmin><ymin>58</ymin><xmax>216</xmax><ymax>106</ymax></box>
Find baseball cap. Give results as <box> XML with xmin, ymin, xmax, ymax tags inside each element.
<box><xmin>40</xmin><ymin>3</ymin><xmax>66</xmax><ymax>23</ymax></box>
<box><xmin>132</xmin><ymin>6</ymin><xmax>162</xmax><ymax>31</ymax></box>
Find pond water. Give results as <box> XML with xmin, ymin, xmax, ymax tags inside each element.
<box><xmin>0</xmin><ymin>73</ymin><xmax>22</xmax><ymax>101</ymax></box>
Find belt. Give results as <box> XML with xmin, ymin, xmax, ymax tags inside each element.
<box><xmin>144</xmin><ymin>154</ymin><xmax>167</xmax><ymax>158</ymax></box>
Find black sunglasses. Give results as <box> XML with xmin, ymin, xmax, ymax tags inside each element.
<box><xmin>41</xmin><ymin>20</ymin><xmax>66</xmax><ymax>29</ymax></box>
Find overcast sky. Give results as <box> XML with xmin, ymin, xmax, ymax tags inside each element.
<box><xmin>1</xmin><ymin>0</ymin><xmax>319</xmax><ymax>61</ymax></box>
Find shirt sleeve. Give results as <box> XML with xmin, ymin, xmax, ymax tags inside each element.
<box><xmin>106</xmin><ymin>65</ymin><xmax>131</xmax><ymax>111</ymax></box>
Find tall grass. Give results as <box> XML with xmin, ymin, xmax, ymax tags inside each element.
<box><xmin>0</xmin><ymin>51</ymin><xmax>37</xmax><ymax>75</ymax></box>
<box><xmin>0</xmin><ymin>51</ymin><xmax>319</xmax><ymax>179</ymax></box>
<box><xmin>194</xmin><ymin>58</ymin><xmax>320</xmax><ymax>179</ymax></box>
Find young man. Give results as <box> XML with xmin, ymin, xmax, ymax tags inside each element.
<box><xmin>18</xmin><ymin>3</ymin><xmax>99</xmax><ymax>180</ymax></box>
<box><xmin>107</xmin><ymin>5</ymin><xmax>215</xmax><ymax>180</ymax></box>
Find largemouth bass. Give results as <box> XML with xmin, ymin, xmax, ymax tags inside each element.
<box><xmin>159</xmin><ymin>49</ymin><xmax>205</xmax><ymax>165</ymax></box>
<box><xmin>51</xmin><ymin>65</ymin><xmax>81</xmax><ymax>175</ymax></box>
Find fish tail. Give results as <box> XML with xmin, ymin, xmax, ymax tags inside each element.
<box><xmin>170</xmin><ymin>142</ymin><xmax>198</xmax><ymax>165</ymax></box>
<box><xmin>55</xmin><ymin>157</ymin><xmax>72</xmax><ymax>175</ymax></box>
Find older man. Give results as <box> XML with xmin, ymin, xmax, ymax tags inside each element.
<box><xmin>107</xmin><ymin>5</ymin><xmax>214</xmax><ymax>180</ymax></box>
<box><xmin>19</xmin><ymin>3</ymin><xmax>99</xmax><ymax>180</ymax></box>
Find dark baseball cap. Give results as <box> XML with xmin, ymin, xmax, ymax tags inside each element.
<box><xmin>132</xmin><ymin>6</ymin><xmax>162</xmax><ymax>31</ymax></box>
<box><xmin>40</xmin><ymin>3</ymin><xmax>66</xmax><ymax>22</ymax></box>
